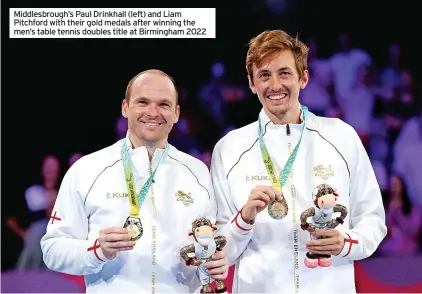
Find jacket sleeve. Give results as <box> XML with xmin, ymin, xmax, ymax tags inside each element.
<box><xmin>40</xmin><ymin>161</ymin><xmax>110</xmax><ymax>275</ymax></box>
<box><xmin>339</xmin><ymin>126</ymin><xmax>387</xmax><ymax>260</ymax></box>
<box><xmin>211</xmin><ymin>140</ymin><xmax>254</xmax><ymax>266</ymax></box>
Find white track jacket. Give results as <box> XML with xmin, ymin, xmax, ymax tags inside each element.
<box><xmin>211</xmin><ymin>108</ymin><xmax>387</xmax><ymax>294</ymax></box>
<box><xmin>41</xmin><ymin>137</ymin><xmax>216</xmax><ymax>293</ymax></box>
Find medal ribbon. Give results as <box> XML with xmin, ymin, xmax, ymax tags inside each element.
<box><xmin>121</xmin><ymin>140</ymin><xmax>169</xmax><ymax>218</ymax></box>
<box><xmin>257</xmin><ymin>105</ymin><xmax>308</xmax><ymax>192</ymax></box>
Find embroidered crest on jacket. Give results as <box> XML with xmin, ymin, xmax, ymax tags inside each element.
<box><xmin>313</xmin><ymin>164</ymin><xmax>334</xmax><ymax>180</ymax></box>
<box><xmin>176</xmin><ymin>190</ymin><xmax>194</xmax><ymax>206</ymax></box>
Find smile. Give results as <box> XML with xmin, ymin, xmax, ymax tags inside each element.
<box><xmin>267</xmin><ymin>93</ymin><xmax>287</xmax><ymax>100</ymax></box>
<box><xmin>142</xmin><ymin>122</ymin><xmax>162</xmax><ymax>126</ymax></box>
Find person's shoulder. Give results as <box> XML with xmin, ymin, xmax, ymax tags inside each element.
<box><xmin>214</xmin><ymin>121</ymin><xmax>258</xmax><ymax>153</ymax></box>
<box><xmin>67</xmin><ymin>139</ymin><xmax>123</xmax><ymax>176</ymax></box>
<box><xmin>169</xmin><ymin>145</ymin><xmax>210</xmax><ymax>177</ymax></box>
<box><xmin>312</xmin><ymin>114</ymin><xmax>357</xmax><ymax>138</ymax></box>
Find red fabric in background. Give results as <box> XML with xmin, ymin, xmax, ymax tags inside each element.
<box><xmin>63</xmin><ymin>262</ymin><xmax>422</xmax><ymax>293</ymax></box>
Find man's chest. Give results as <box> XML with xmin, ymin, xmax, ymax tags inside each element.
<box><xmin>83</xmin><ymin>165</ymin><xmax>211</xmax><ymax>233</ymax></box>
<box><xmin>227</xmin><ymin>136</ymin><xmax>350</xmax><ymax>211</ymax></box>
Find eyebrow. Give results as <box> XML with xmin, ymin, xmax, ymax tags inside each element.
<box><xmin>134</xmin><ymin>97</ymin><xmax>173</xmax><ymax>104</ymax></box>
<box><xmin>256</xmin><ymin>67</ymin><xmax>293</xmax><ymax>75</ymax></box>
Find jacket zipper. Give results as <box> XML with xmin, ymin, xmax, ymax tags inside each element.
<box><xmin>150</xmin><ymin>156</ymin><xmax>157</xmax><ymax>294</ymax></box>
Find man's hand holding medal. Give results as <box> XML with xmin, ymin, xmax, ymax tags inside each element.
<box><xmin>98</xmin><ymin>227</ymin><xmax>136</xmax><ymax>260</ymax></box>
<box><xmin>241</xmin><ymin>185</ymin><xmax>285</xmax><ymax>223</ymax></box>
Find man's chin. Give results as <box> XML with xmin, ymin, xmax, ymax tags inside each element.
<box><xmin>267</xmin><ymin>105</ymin><xmax>289</xmax><ymax>116</ymax></box>
<box><xmin>141</xmin><ymin>133</ymin><xmax>164</xmax><ymax>143</ymax></box>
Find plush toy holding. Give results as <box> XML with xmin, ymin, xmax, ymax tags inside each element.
<box><xmin>300</xmin><ymin>183</ymin><xmax>348</xmax><ymax>268</ymax></box>
<box><xmin>180</xmin><ymin>217</ymin><xmax>228</xmax><ymax>293</ymax></box>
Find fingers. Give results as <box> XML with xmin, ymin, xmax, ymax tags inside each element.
<box><xmin>249</xmin><ymin>199</ymin><xmax>267</xmax><ymax>209</ymax></box>
<box><xmin>311</xmin><ymin>229</ymin><xmax>337</xmax><ymax>237</ymax></box>
<box><xmin>307</xmin><ymin>236</ymin><xmax>338</xmax><ymax>246</ymax></box>
<box><xmin>101</xmin><ymin>227</ymin><xmax>129</xmax><ymax>235</ymax></box>
<box><xmin>116</xmin><ymin>246</ymin><xmax>134</xmax><ymax>252</ymax></box>
<box><xmin>250</xmin><ymin>191</ymin><xmax>270</xmax><ymax>204</ymax></box>
<box><xmin>274</xmin><ymin>189</ymin><xmax>283</xmax><ymax>201</ymax></box>
<box><xmin>108</xmin><ymin>240</ymin><xmax>136</xmax><ymax>248</ymax></box>
<box><xmin>205</xmin><ymin>258</ymin><xmax>226</xmax><ymax>270</ymax></box>
<box><xmin>307</xmin><ymin>244</ymin><xmax>339</xmax><ymax>252</ymax></box>
<box><xmin>252</xmin><ymin>186</ymin><xmax>276</xmax><ymax>201</ymax></box>
<box><xmin>212</xmin><ymin>250</ymin><xmax>225</xmax><ymax>260</ymax></box>
<box><xmin>252</xmin><ymin>185</ymin><xmax>283</xmax><ymax>202</ymax></box>
<box><xmin>208</xmin><ymin>260</ymin><xmax>229</xmax><ymax>280</ymax></box>
<box><xmin>311</xmin><ymin>250</ymin><xmax>337</xmax><ymax>256</ymax></box>
<box><xmin>208</xmin><ymin>264</ymin><xmax>228</xmax><ymax>277</ymax></box>
<box><xmin>104</xmin><ymin>233</ymin><xmax>132</xmax><ymax>242</ymax></box>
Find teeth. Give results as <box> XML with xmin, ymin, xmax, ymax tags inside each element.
<box><xmin>144</xmin><ymin>122</ymin><xmax>160</xmax><ymax>126</ymax></box>
<box><xmin>268</xmin><ymin>94</ymin><xmax>287</xmax><ymax>100</ymax></box>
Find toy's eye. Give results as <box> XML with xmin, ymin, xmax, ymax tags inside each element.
<box><xmin>196</xmin><ymin>228</ymin><xmax>199</xmax><ymax>232</ymax></box>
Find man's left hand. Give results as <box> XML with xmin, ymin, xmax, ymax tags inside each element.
<box><xmin>204</xmin><ymin>250</ymin><xmax>229</xmax><ymax>280</ymax></box>
<box><xmin>306</xmin><ymin>229</ymin><xmax>344</xmax><ymax>256</ymax></box>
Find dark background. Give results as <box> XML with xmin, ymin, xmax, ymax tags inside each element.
<box><xmin>2</xmin><ymin>0</ymin><xmax>422</xmax><ymax>273</ymax></box>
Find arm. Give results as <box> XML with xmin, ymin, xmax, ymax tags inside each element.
<box><xmin>214</xmin><ymin>235</ymin><xmax>227</xmax><ymax>251</ymax></box>
<box><xmin>339</xmin><ymin>127</ymin><xmax>387</xmax><ymax>260</ymax></box>
<box><xmin>210</xmin><ymin>142</ymin><xmax>253</xmax><ymax>265</ymax></box>
<box><xmin>40</xmin><ymin>162</ymin><xmax>109</xmax><ymax>275</ymax></box>
<box><xmin>180</xmin><ymin>244</ymin><xmax>201</xmax><ymax>266</ymax></box>
<box><xmin>328</xmin><ymin>204</ymin><xmax>348</xmax><ymax>229</ymax></box>
<box><xmin>300</xmin><ymin>207</ymin><xmax>316</xmax><ymax>231</ymax></box>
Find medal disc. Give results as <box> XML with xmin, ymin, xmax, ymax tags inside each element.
<box><xmin>123</xmin><ymin>217</ymin><xmax>143</xmax><ymax>241</ymax></box>
<box><xmin>268</xmin><ymin>198</ymin><xmax>288</xmax><ymax>220</ymax></box>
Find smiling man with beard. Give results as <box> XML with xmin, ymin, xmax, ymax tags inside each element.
<box><xmin>41</xmin><ymin>69</ymin><xmax>228</xmax><ymax>293</ymax></box>
<box><xmin>211</xmin><ymin>30</ymin><xmax>386</xmax><ymax>293</ymax></box>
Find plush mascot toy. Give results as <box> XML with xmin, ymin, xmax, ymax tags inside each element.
<box><xmin>180</xmin><ymin>217</ymin><xmax>228</xmax><ymax>293</ymax></box>
<box><xmin>300</xmin><ymin>184</ymin><xmax>348</xmax><ymax>268</ymax></box>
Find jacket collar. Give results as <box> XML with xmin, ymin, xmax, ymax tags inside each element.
<box><xmin>257</xmin><ymin>104</ymin><xmax>320</xmax><ymax>132</ymax></box>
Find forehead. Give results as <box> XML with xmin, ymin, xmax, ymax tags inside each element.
<box><xmin>253</xmin><ymin>50</ymin><xmax>297</xmax><ymax>73</ymax></box>
<box><xmin>130</xmin><ymin>73</ymin><xmax>177</xmax><ymax>102</ymax></box>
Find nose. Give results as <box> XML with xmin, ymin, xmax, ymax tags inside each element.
<box><xmin>146</xmin><ymin>103</ymin><xmax>160</xmax><ymax>117</ymax></box>
<box><xmin>269</xmin><ymin>75</ymin><xmax>282</xmax><ymax>91</ymax></box>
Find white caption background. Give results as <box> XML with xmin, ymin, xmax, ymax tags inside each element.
<box><xmin>10</xmin><ymin>8</ymin><xmax>216</xmax><ymax>38</ymax></box>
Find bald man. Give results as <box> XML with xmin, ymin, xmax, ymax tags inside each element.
<box><xmin>41</xmin><ymin>69</ymin><xmax>228</xmax><ymax>293</ymax></box>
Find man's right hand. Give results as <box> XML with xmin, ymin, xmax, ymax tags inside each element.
<box><xmin>98</xmin><ymin>227</ymin><xmax>135</xmax><ymax>260</ymax></box>
<box><xmin>241</xmin><ymin>185</ymin><xmax>283</xmax><ymax>223</ymax></box>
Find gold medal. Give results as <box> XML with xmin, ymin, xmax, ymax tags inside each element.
<box><xmin>123</xmin><ymin>216</ymin><xmax>143</xmax><ymax>241</ymax></box>
<box><xmin>268</xmin><ymin>198</ymin><xmax>288</xmax><ymax>220</ymax></box>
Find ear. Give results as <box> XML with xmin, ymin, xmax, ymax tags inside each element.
<box><xmin>121</xmin><ymin>99</ymin><xmax>129</xmax><ymax>118</ymax></box>
<box><xmin>248</xmin><ymin>75</ymin><xmax>257</xmax><ymax>94</ymax></box>
<box><xmin>300</xmin><ymin>70</ymin><xmax>309</xmax><ymax>89</ymax></box>
<box><xmin>174</xmin><ymin>105</ymin><xmax>180</xmax><ymax>124</ymax></box>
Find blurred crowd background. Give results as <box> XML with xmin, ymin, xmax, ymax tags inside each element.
<box><xmin>2</xmin><ymin>0</ymin><xmax>422</xmax><ymax>292</ymax></box>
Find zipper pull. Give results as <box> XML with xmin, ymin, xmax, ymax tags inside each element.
<box><xmin>286</xmin><ymin>124</ymin><xmax>291</xmax><ymax>136</ymax></box>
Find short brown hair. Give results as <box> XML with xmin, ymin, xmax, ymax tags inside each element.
<box><xmin>246</xmin><ymin>30</ymin><xmax>309</xmax><ymax>82</ymax></box>
<box><xmin>124</xmin><ymin>69</ymin><xmax>179</xmax><ymax>104</ymax></box>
